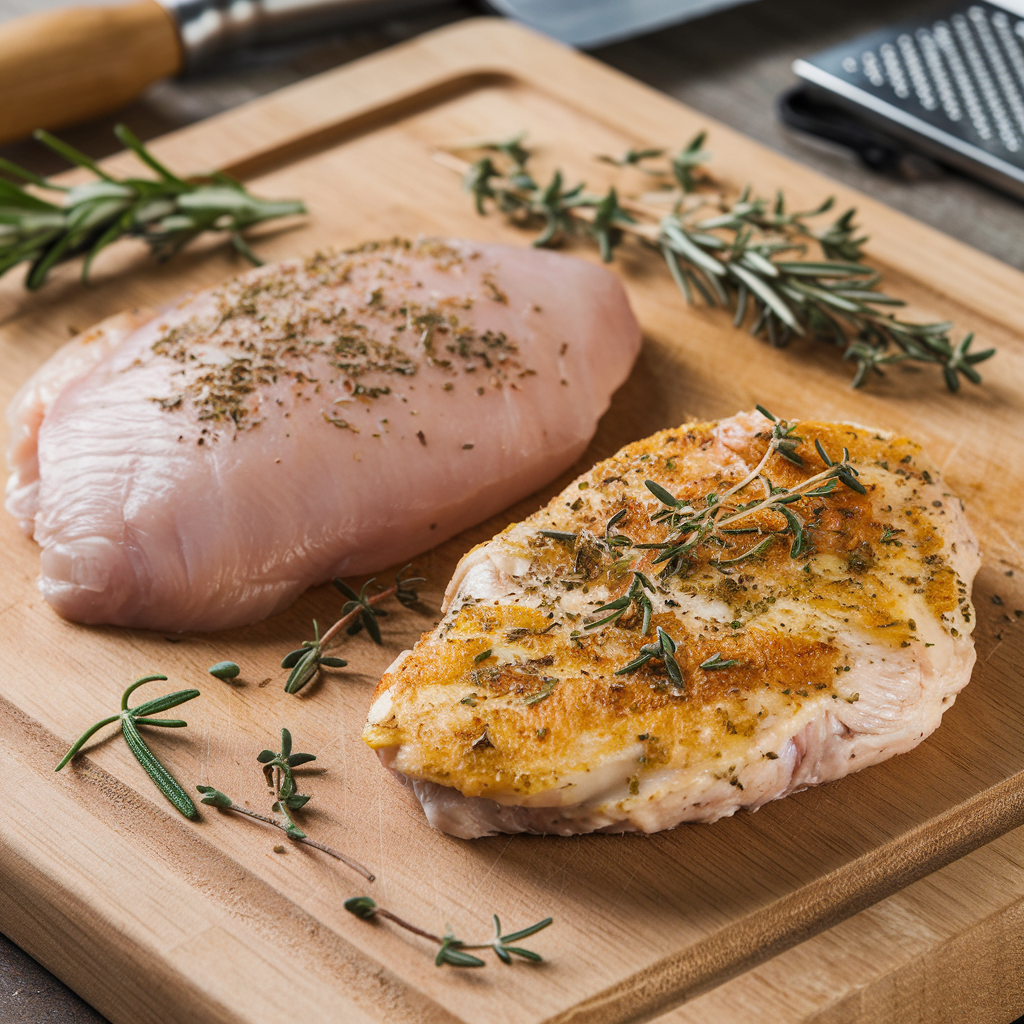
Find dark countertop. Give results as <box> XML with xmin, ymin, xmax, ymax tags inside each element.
<box><xmin>1</xmin><ymin>0</ymin><xmax>1023</xmax><ymax>1020</ymax></box>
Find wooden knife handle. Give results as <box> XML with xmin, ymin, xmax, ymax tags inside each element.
<box><xmin>0</xmin><ymin>0</ymin><xmax>182</xmax><ymax>146</ymax></box>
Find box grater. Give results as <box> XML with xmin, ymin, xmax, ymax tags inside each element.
<box><xmin>793</xmin><ymin>1</ymin><xmax>1024</xmax><ymax>198</ymax></box>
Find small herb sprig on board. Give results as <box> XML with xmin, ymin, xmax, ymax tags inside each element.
<box><xmin>345</xmin><ymin>897</ymin><xmax>552</xmax><ymax>968</ymax></box>
<box><xmin>438</xmin><ymin>133</ymin><xmax>993</xmax><ymax>392</ymax></box>
<box><xmin>197</xmin><ymin>728</ymin><xmax>374</xmax><ymax>880</ymax></box>
<box><xmin>0</xmin><ymin>124</ymin><xmax>305</xmax><ymax>290</ymax></box>
<box><xmin>56</xmin><ymin>674</ymin><xmax>200</xmax><ymax>819</ymax></box>
<box><xmin>282</xmin><ymin>565</ymin><xmax>425</xmax><ymax>693</ymax></box>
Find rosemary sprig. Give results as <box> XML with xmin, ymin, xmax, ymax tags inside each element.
<box><xmin>197</xmin><ymin>728</ymin><xmax>374</xmax><ymax>880</ymax></box>
<box><xmin>441</xmin><ymin>133</ymin><xmax>994</xmax><ymax>392</ymax></box>
<box><xmin>55</xmin><ymin>674</ymin><xmax>199</xmax><ymax>818</ymax></box>
<box><xmin>344</xmin><ymin>897</ymin><xmax>552</xmax><ymax>967</ymax></box>
<box><xmin>0</xmin><ymin>124</ymin><xmax>305</xmax><ymax>290</ymax></box>
<box><xmin>282</xmin><ymin>565</ymin><xmax>425</xmax><ymax>693</ymax></box>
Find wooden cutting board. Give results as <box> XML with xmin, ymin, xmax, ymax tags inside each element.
<box><xmin>1</xmin><ymin>17</ymin><xmax>1023</xmax><ymax>1024</ymax></box>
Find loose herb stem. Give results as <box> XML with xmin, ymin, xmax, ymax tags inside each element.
<box><xmin>344</xmin><ymin>897</ymin><xmax>552</xmax><ymax>967</ymax></box>
<box><xmin>373</xmin><ymin>907</ymin><xmax>446</xmax><ymax>944</ymax></box>
<box><xmin>282</xmin><ymin>566</ymin><xmax>424</xmax><ymax>693</ymax></box>
<box><xmin>319</xmin><ymin>583</ymin><xmax>398</xmax><ymax>649</ymax></box>
<box><xmin>197</xmin><ymin>787</ymin><xmax>375</xmax><ymax>880</ymax></box>
<box><xmin>0</xmin><ymin>124</ymin><xmax>305</xmax><ymax>289</ymax></box>
<box><xmin>198</xmin><ymin>727</ymin><xmax>375</xmax><ymax>880</ymax></box>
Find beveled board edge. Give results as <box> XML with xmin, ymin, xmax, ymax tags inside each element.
<box><xmin>551</xmin><ymin>775</ymin><xmax>1024</xmax><ymax>1023</ymax></box>
<box><xmin>2</xmin><ymin>17</ymin><xmax>1023</xmax><ymax>1024</ymax></box>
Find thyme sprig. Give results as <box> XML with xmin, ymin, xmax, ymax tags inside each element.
<box><xmin>55</xmin><ymin>674</ymin><xmax>199</xmax><ymax>819</ymax></box>
<box><xmin>440</xmin><ymin>133</ymin><xmax>993</xmax><ymax>392</ymax></box>
<box><xmin>197</xmin><ymin>728</ymin><xmax>374</xmax><ymax>880</ymax></box>
<box><xmin>0</xmin><ymin>124</ymin><xmax>305</xmax><ymax>290</ymax></box>
<box><xmin>344</xmin><ymin>897</ymin><xmax>552</xmax><ymax>968</ymax></box>
<box><xmin>257</xmin><ymin>727</ymin><xmax>316</xmax><ymax>837</ymax></box>
<box><xmin>635</xmin><ymin>407</ymin><xmax>865</xmax><ymax>579</ymax></box>
<box><xmin>585</xmin><ymin>570</ymin><xmax>655</xmax><ymax>633</ymax></box>
<box><xmin>282</xmin><ymin>565</ymin><xmax>425</xmax><ymax>693</ymax></box>
<box><xmin>572</xmin><ymin>408</ymin><xmax>871</xmax><ymax>684</ymax></box>
<box><xmin>616</xmin><ymin>626</ymin><xmax>683</xmax><ymax>687</ymax></box>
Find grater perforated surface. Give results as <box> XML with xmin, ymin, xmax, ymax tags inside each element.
<box><xmin>794</xmin><ymin>1</ymin><xmax>1024</xmax><ymax>196</ymax></box>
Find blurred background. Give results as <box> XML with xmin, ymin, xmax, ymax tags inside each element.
<box><xmin>1</xmin><ymin>0</ymin><xmax>1024</xmax><ymax>270</ymax></box>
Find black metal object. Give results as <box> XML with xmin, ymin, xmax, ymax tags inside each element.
<box><xmin>790</xmin><ymin>1</ymin><xmax>1024</xmax><ymax>200</ymax></box>
<box><xmin>778</xmin><ymin>85</ymin><xmax>929</xmax><ymax>176</ymax></box>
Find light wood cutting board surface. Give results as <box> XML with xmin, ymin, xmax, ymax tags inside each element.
<box><xmin>0</xmin><ymin>18</ymin><xmax>1022</xmax><ymax>1024</ymax></box>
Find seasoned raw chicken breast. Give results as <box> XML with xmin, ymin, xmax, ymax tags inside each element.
<box><xmin>6</xmin><ymin>238</ymin><xmax>640</xmax><ymax>631</ymax></box>
<box><xmin>363</xmin><ymin>411</ymin><xmax>980</xmax><ymax>838</ymax></box>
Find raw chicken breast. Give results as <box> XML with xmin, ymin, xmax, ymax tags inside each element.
<box><xmin>363</xmin><ymin>411</ymin><xmax>980</xmax><ymax>838</ymax></box>
<box><xmin>7</xmin><ymin>238</ymin><xmax>640</xmax><ymax>631</ymax></box>
<box><xmin>6</xmin><ymin>308</ymin><xmax>154</xmax><ymax>535</ymax></box>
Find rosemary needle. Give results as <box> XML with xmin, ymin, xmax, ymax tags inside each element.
<box><xmin>55</xmin><ymin>674</ymin><xmax>200</xmax><ymax>818</ymax></box>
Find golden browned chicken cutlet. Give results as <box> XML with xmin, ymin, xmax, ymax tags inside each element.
<box><xmin>363</xmin><ymin>410</ymin><xmax>979</xmax><ymax>837</ymax></box>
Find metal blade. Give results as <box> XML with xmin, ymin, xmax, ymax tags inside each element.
<box><xmin>487</xmin><ymin>0</ymin><xmax>759</xmax><ymax>48</ymax></box>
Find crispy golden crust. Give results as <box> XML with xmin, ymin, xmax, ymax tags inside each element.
<box><xmin>364</xmin><ymin>415</ymin><xmax>976</xmax><ymax>806</ymax></box>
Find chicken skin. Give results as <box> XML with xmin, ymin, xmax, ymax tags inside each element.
<box><xmin>6</xmin><ymin>238</ymin><xmax>640</xmax><ymax>631</ymax></box>
<box><xmin>363</xmin><ymin>411</ymin><xmax>979</xmax><ymax>838</ymax></box>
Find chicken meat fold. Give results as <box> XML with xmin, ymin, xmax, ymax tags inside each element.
<box><xmin>363</xmin><ymin>411</ymin><xmax>979</xmax><ymax>838</ymax></box>
<box><xmin>6</xmin><ymin>238</ymin><xmax>641</xmax><ymax>631</ymax></box>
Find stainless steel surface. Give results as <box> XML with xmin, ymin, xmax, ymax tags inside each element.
<box><xmin>156</xmin><ymin>0</ymin><xmax>448</xmax><ymax>68</ymax></box>
<box><xmin>793</xmin><ymin>1</ymin><xmax>1024</xmax><ymax>202</ymax></box>
<box><xmin>486</xmin><ymin>0</ymin><xmax>759</xmax><ymax>48</ymax></box>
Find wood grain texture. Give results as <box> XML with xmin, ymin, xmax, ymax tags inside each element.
<box><xmin>654</xmin><ymin>823</ymin><xmax>1024</xmax><ymax>1024</ymax></box>
<box><xmin>0</xmin><ymin>0</ymin><xmax>181</xmax><ymax>144</ymax></box>
<box><xmin>0</xmin><ymin>17</ymin><xmax>1022</xmax><ymax>1024</ymax></box>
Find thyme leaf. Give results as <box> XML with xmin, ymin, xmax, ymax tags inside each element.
<box><xmin>522</xmin><ymin>677</ymin><xmax>559</xmax><ymax>705</ymax></box>
<box><xmin>700</xmin><ymin>652</ymin><xmax>741</xmax><ymax>670</ymax></box>
<box><xmin>55</xmin><ymin>674</ymin><xmax>199</xmax><ymax>818</ymax></box>
<box><xmin>615</xmin><ymin>626</ymin><xmax>684</xmax><ymax>688</ymax></box>
<box><xmin>585</xmin><ymin>571</ymin><xmax>654</xmax><ymax>633</ymax></box>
